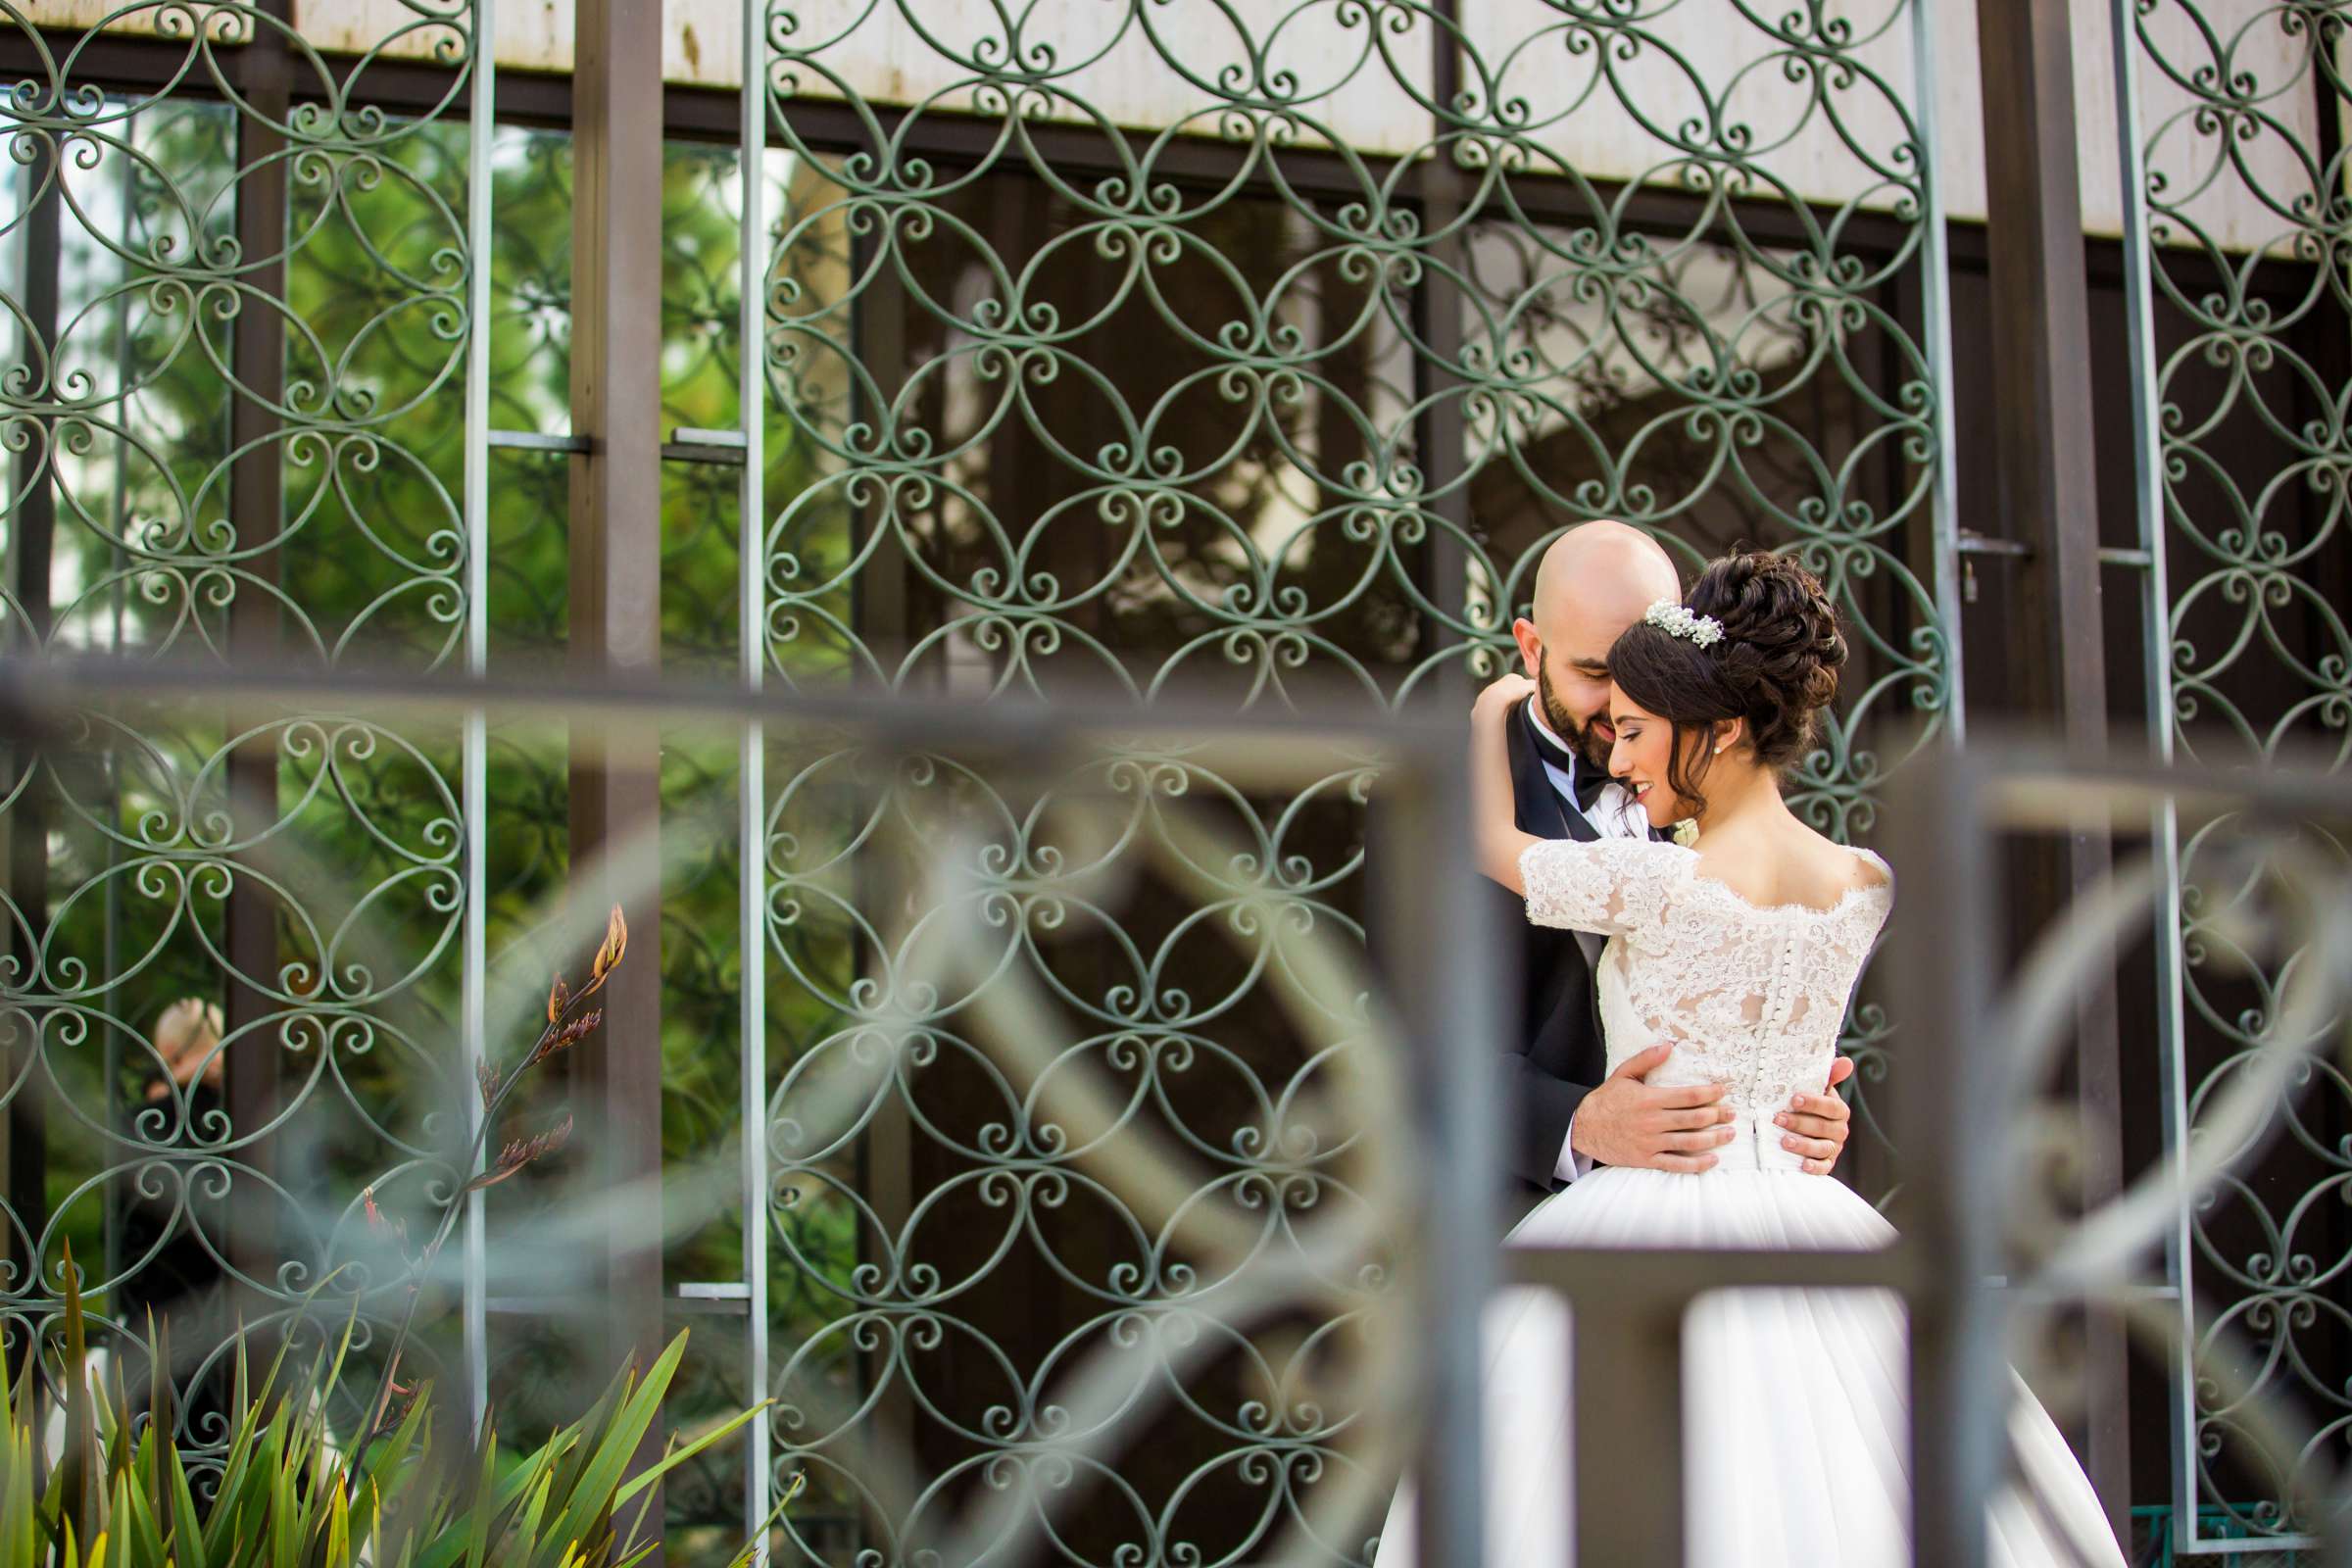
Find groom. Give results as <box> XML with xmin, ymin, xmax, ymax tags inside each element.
<box><xmin>1494</xmin><ymin>522</ymin><xmax>1854</xmax><ymax>1197</ymax></box>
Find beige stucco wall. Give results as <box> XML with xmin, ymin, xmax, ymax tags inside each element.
<box><xmin>31</xmin><ymin>0</ymin><xmax>2328</xmax><ymax>251</ymax></box>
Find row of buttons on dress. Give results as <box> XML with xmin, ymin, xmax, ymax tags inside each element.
<box><xmin>1740</xmin><ymin>936</ymin><xmax>1813</xmax><ymax>1169</ymax></box>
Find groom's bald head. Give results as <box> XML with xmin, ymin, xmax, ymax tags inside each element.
<box><xmin>1529</xmin><ymin>521</ymin><xmax>1682</xmax><ymax>640</ymax></box>
<box><xmin>1511</xmin><ymin>521</ymin><xmax>1683</xmax><ymax>768</ymax></box>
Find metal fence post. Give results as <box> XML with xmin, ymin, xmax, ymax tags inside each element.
<box><xmin>735</xmin><ymin>0</ymin><xmax>773</xmax><ymax>1548</ymax></box>
<box><xmin>1889</xmin><ymin>745</ymin><xmax>2005</xmax><ymax>1568</ymax></box>
<box><xmin>460</xmin><ymin>0</ymin><xmax>497</xmax><ymax>1438</ymax></box>
<box><xmin>1376</xmin><ymin>747</ymin><xmax>1497</xmax><ymax>1568</ymax></box>
<box><xmin>1908</xmin><ymin>0</ymin><xmax>1966</xmax><ymax>739</ymax></box>
<box><xmin>2103</xmin><ymin>1</ymin><xmax>2193</xmax><ymax>1550</ymax></box>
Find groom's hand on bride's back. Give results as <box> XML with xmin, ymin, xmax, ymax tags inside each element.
<box><xmin>1571</xmin><ymin>1047</ymin><xmax>1856</xmax><ymax>1175</ymax></box>
<box><xmin>1775</xmin><ymin>1054</ymin><xmax>1855</xmax><ymax>1175</ymax></box>
<box><xmin>1570</xmin><ymin>1045</ymin><xmax>1738</xmax><ymax>1173</ymax></box>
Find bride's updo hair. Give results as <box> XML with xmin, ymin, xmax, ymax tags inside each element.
<box><xmin>1606</xmin><ymin>550</ymin><xmax>1847</xmax><ymax>813</ymax></box>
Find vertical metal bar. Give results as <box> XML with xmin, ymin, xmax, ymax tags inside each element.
<box><xmin>1890</xmin><ymin>748</ymin><xmax>2004</xmax><ymax>1568</ymax></box>
<box><xmin>1570</xmin><ymin>1286</ymin><xmax>1686</xmax><ymax>1564</ymax></box>
<box><xmin>1400</xmin><ymin>13</ymin><xmax>1489</xmax><ymax>1559</ymax></box>
<box><xmin>1412</xmin><ymin>1</ymin><xmax>1470</xmax><ymax>697</ymax></box>
<box><xmin>4</xmin><ymin>123</ymin><xmax>61</xmax><ymax>1321</ymax></box>
<box><xmin>847</xmin><ymin>193</ymin><xmax>914</xmax><ymax>1510</ymax></box>
<box><xmin>1379</xmin><ymin>751</ymin><xmax>1496</xmax><ymax>1568</ymax></box>
<box><xmin>103</xmin><ymin>113</ymin><xmax>138</xmax><ymax>1297</ymax></box>
<box><xmin>2106</xmin><ymin>0</ymin><xmax>2198</xmax><ymax>1548</ymax></box>
<box><xmin>224</xmin><ymin>0</ymin><xmax>291</xmax><ymax>1312</ymax></box>
<box><xmin>1971</xmin><ymin>0</ymin><xmax>2132</xmax><ymax>1532</ymax></box>
<box><xmin>569</xmin><ymin>0</ymin><xmax>667</xmax><ymax>1549</ymax></box>
<box><xmin>736</xmin><ymin>3</ymin><xmax>773</xmax><ymax>1551</ymax></box>
<box><xmin>851</xmin><ymin>246</ymin><xmax>909</xmax><ymax>674</ymax></box>
<box><xmin>14</xmin><ymin>136</ymin><xmax>57</xmax><ymax>682</ymax></box>
<box><xmin>1908</xmin><ymin>0</ymin><xmax>1966</xmax><ymax>740</ymax></box>
<box><xmin>460</xmin><ymin>0</ymin><xmax>497</xmax><ymax>1437</ymax></box>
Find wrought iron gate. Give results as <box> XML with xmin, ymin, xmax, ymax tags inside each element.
<box><xmin>2112</xmin><ymin>2</ymin><xmax>2352</xmax><ymax>1555</ymax></box>
<box><xmin>1</xmin><ymin>0</ymin><xmax>2346</xmax><ymax>1563</ymax></box>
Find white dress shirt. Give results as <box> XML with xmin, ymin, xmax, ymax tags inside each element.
<box><xmin>1525</xmin><ymin>706</ymin><xmax>1647</xmax><ymax>1184</ymax></box>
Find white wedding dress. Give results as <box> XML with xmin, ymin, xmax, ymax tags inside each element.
<box><xmin>1374</xmin><ymin>836</ymin><xmax>2125</xmax><ymax>1568</ymax></box>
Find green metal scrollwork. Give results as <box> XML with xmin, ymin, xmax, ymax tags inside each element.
<box><xmin>2123</xmin><ymin>0</ymin><xmax>2352</xmax><ymax>1548</ymax></box>
<box><xmin>752</xmin><ymin>2</ymin><xmax>1952</xmax><ymax>1559</ymax></box>
<box><xmin>1</xmin><ymin>0</ymin><xmax>484</xmax><ymax>1472</ymax></box>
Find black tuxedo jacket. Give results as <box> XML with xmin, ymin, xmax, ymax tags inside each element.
<box><xmin>1366</xmin><ymin>695</ymin><xmax>1615</xmax><ymax>1197</ymax></box>
<box><xmin>1489</xmin><ymin>696</ymin><xmax>1612</xmax><ymax>1194</ymax></box>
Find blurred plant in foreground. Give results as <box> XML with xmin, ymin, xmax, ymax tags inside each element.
<box><xmin>0</xmin><ymin>1243</ymin><xmax>789</xmax><ymax>1568</ymax></box>
<box><xmin>350</xmin><ymin>906</ymin><xmax>630</xmax><ymax>1478</ymax></box>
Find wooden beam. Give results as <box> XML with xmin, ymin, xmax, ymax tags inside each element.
<box><xmin>1412</xmin><ymin>1</ymin><xmax>1471</xmax><ymax>698</ymax></box>
<box><xmin>1972</xmin><ymin>0</ymin><xmax>2131</xmax><ymax>1546</ymax></box>
<box><xmin>223</xmin><ymin>0</ymin><xmax>292</xmax><ymax>1324</ymax></box>
<box><xmin>567</xmin><ymin>0</ymin><xmax>668</xmax><ymax>1553</ymax></box>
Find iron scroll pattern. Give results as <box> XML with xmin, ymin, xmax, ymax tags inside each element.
<box><xmin>0</xmin><ymin>0</ymin><xmax>482</xmax><ymax>1465</ymax></box>
<box><xmin>2126</xmin><ymin>0</ymin><xmax>2352</xmax><ymax>1544</ymax></box>
<box><xmin>0</xmin><ymin>0</ymin><xmax>1963</xmax><ymax>1550</ymax></box>
<box><xmin>754</xmin><ymin>1</ymin><xmax>1951</xmax><ymax>1560</ymax></box>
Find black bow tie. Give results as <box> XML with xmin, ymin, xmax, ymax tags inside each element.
<box><xmin>1566</xmin><ymin>760</ymin><xmax>1612</xmax><ymax>816</ymax></box>
<box><xmin>1524</xmin><ymin>705</ymin><xmax>1612</xmax><ymax>815</ymax></box>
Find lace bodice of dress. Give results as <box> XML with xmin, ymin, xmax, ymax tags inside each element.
<box><xmin>1519</xmin><ymin>837</ymin><xmax>1893</xmax><ymax>1172</ymax></box>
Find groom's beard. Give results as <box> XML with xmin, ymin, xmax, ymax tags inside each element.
<box><xmin>1537</xmin><ymin>662</ymin><xmax>1613</xmax><ymax>775</ymax></box>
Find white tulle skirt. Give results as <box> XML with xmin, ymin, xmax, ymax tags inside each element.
<box><xmin>1373</xmin><ymin>1164</ymin><xmax>2127</xmax><ymax>1568</ymax></box>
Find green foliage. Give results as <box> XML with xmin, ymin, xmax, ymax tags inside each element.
<box><xmin>0</xmin><ymin>1257</ymin><xmax>775</xmax><ymax>1568</ymax></box>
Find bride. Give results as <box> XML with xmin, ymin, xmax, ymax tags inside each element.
<box><xmin>1374</xmin><ymin>552</ymin><xmax>2124</xmax><ymax>1567</ymax></box>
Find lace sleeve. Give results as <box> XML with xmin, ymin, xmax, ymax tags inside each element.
<box><xmin>1516</xmin><ymin>837</ymin><xmax>1683</xmax><ymax>935</ymax></box>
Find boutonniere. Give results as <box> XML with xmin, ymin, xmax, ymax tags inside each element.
<box><xmin>1671</xmin><ymin>819</ymin><xmax>1700</xmax><ymax>849</ymax></box>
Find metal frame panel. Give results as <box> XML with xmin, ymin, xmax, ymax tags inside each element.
<box><xmin>461</xmin><ymin>0</ymin><xmax>498</xmax><ymax>1435</ymax></box>
<box><xmin>2106</xmin><ymin>0</ymin><xmax>2334</xmax><ymax>1554</ymax></box>
<box><xmin>737</xmin><ymin>0</ymin><xmax>774</xmax><ymax>1547</ymax></box>
<box><xmin>1909</xmin><ymin>0</ymin><xmax>1967</xmax><ymax>742</ymax></box>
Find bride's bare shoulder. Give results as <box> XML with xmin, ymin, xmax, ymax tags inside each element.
<box><xmin>1842</xmin><ymin>843</ymin><xmax>1893</xmax><ymax>894</ymax></box>
<box><xmin>1791</xmin><ymin>826</ymin><xmax>1890</xmax><ymax>899</ymax></box>
<box><xmin>1691</xmin><ymin>823</ymin><xmax>1888</xmax><ymax>912</ymax></box>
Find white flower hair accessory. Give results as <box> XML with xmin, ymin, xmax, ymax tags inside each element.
<box><xmin>1642</xmin><ymin>598</ymin><xmax>1725</xmax><ymax>649</ymax></box>
<box><xmin>1671</xmin><ymin>818</ymin><xmax>1700</xmax><ymax>849</ymax></box>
